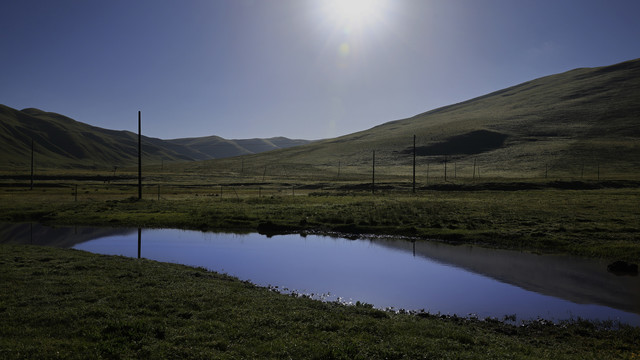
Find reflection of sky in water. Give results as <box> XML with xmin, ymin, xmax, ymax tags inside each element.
<box><xmin>70</xmin><ymin>229</ymin><xmax>640</xmax><ymax>326</ymax></box>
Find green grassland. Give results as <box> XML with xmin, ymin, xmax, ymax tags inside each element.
<box><xmin>1</xmin><ymin>170</ymin><xmax>639</xmax><ymax>261</ymax></box>
<box><xmin>2</xmin><ymin>244</ymin><xmax>639</xmax><ymax>359</ymax></box>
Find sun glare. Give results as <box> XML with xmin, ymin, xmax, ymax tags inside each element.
<box><xmin>323</xmin><ymin>0</ymin><xmax>388</xmax><ymax>30</ymax></box>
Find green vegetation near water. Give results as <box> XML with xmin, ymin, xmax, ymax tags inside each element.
<box><xmin>2</xmin><ymin>182</ymin><xmax>639</xmax><ymax>261</ymax></box>
<box><xmin>2</xmin><ymin>244</ymin><xmax>639</xmax><ymax>359</ymax></box>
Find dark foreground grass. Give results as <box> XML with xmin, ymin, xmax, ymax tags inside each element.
<box><xmin>2</xmin><ymin>187</ymin><xmax>639</xmax><ymax>261</ymax></box>
<box><xmin>2</xmin><ymin>244</ymin><xmax>639</xmax><ymax>359</ymax></box>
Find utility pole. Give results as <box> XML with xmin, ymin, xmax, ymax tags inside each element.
<box><xmin>372</xmin><ymin>150</ymin><xmax>376</xmax><ymax>194</ymax></box>
<box><xmin>412</xmin><ymin>135</ymin><xmax>416</xmax><ymax>193</ymax></box>
<box><xmin>138</xmin><ymin>111</ymin><xmax>142</xmax><ymax>200</ymax></box>
<box><xmin>30</xmin><ymin>139</ymin><xmax>34</xmax><ymax>190</ymax></box>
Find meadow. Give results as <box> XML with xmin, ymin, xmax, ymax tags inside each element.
<box><xmin>2</xmin><ymin>164</ymin><xmax>639</xmax><ymax>261</ymax></box>
<box><xmin>2</xmin><ymin>243</ymin><xmax>639</xmax><ymax>359</ymax></box>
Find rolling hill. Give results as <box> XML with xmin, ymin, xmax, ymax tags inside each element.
<box><xmin>0</xmin><ymin>105</ymin><xmax>311</xmax><ymax>170</ymax></box>
<box><xmin>3</xmin><ymin>57</ymin><xmax>639</xmax><ymax>179</ymax></box>
<box><xmin>185</xmin><ymin>58</ymin><xmax>640</xmax><ymax>180</ymax></box>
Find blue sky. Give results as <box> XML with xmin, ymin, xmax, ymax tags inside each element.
<box><xmin>2</xmin><ymin>0</ymin><xmax>639</xmax><ymax>140</ymax></box>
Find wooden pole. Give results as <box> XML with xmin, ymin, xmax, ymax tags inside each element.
<box><xmin>426</xmin><ymin>163</ymin><xmax>430</xmax><ymax>186</ymax></box>
<box><xmin>412</xmin><ymin>135</ymin><xmax>416</xmax><ymax>193</ymax></box>
<box><xmin>545</xmin><ymin>163</ymin><xmax>548</xmax><ymax>179</ymax></box>
<box><xmin>473</xmin><ymin>158</ymin><xmax>477</xmax><ymax>179</ymax></box>
<box><xmin>372</xmin><ymin>150</ymin><xmax>376</xmax><ymax>194</ymax></box>
<box><xmin>30</xmin><ymin>139</ymin><xmax>34</xmax><ymax>190</ymax></box>
<box><xmin>138</xmin><ymin>111</ymin><xmax>142</xmax><ymax>200</ymax></box>
<box><xmin>444</xmin><ymin>155</ymin><xmax>447</xmax><ymax>182</ymax></box>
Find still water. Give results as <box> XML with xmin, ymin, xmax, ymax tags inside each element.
<box><xmin>3</xmin><ymin>223</ymin><xmax>639</xmax><ymax>325</ymax></box>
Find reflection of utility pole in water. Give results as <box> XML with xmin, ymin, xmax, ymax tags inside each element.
<box><xmin>137</xmin><ymin>228</ymin><xmax>142</xmax><ymax>259</ymax></box>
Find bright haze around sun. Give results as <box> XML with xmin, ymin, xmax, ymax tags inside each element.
<box><xmin>1</xmin><ymin>0</ymin><xmax>639</xmax><ymax>140</ymax></box>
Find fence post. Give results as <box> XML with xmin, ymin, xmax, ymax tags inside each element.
<box><xmin>427</xmin><ymin>163</ymin><xmax>430</xmax><ymax>186</ymax></box>
<box><xmin>545</xmin><ymin>163</ymin><xmax>548</xmax><ymax>179</ymax></box>
<box><xmin>444</xmin><ymin>155</ymin><xmax>447</xmax><ymax>182</ymax></box>
<box><xmin>473</xmin><ymin>158</ymin><xmax>477</xmax><ymax>179</ymax></box>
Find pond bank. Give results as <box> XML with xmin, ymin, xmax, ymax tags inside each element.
<box><xmin>2</xmin><ymin>244</ymin><xmax>638</xmax><ymax>359</ymax></box>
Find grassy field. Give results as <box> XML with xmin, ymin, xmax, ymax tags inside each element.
<box><xmin>2</xmin><ymin>244</ymin><xmax>639</xmax><ymax>359</ymax></box>
<box><xmin>1</xmin><ymin>170</ymin><xmax>639</xmax><ymax>261</ymax></box>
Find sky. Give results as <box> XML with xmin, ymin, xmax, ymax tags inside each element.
<box><xmin>2</xmin><ymin>0</ymin><xmax>639</xmax><ymax>140</ymax></box>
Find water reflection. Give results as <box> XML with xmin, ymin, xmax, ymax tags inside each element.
<box><xmin>0</xmin><ymin>222</ymin><xmax>135</xmax><ymax>247</ymax></box>
<box><xmin>1</xmin><ymin>223</ymin><xmax>638</xmax><ymax>325</ymax></box>
<box><xmin>375</xmin><ymin>239</ymin><xmax>640</xmax><ymax>315</ymax></box>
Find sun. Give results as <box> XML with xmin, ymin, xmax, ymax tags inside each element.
<box><xmin>323</xmin><ymin>0</ymin><xmax>388</xmax><ymax>30</ymax></box>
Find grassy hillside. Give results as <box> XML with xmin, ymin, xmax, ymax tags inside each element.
<box><xmin>0</xmin><ymin>106</ymin><xmax>311</xmax><ymax>171</ymax></box>
<box><xmin>0</xmin><ymin>106</ymin><xmax>194</xmax><ymax>170</ymax></box>
<box><xmin>181</xmin><ymin>58</ymin><xmax>640</xmax><ymax>181</ymax></box>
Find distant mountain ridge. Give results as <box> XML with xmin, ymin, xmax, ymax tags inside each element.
<box><xmin>0</xmin><ymin>105</ymin><xmax>312</xmax><ymax>169</ymax></box>
<box><xmin>167</xmin><ymin>136</ymin><xmax>310</xmax><ymax>159</ymax></box>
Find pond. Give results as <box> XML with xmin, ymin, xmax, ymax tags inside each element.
<box><xmin>2</xmin><ymin>223</ymin><xmax>639</xmax><ymax>326</ymax></box>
